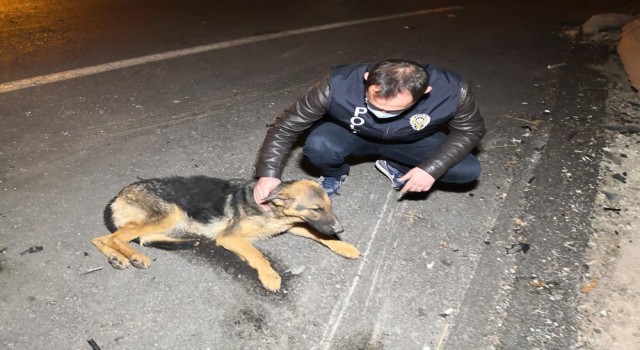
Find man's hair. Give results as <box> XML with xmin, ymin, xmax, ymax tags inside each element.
<box><xmin>365</xmin><ymin>59</ymin><xmax>429</xmax><ymax>101</ymax></box>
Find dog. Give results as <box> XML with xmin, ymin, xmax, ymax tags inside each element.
<box><xmin>91</xmin><ymin>176</ymin><xmax>360</xmax><ymax>291</ymax></box>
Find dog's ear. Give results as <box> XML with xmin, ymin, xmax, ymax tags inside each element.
<box><xmin>265</xmin><ymin>193</ymin><xmax>291</xmax><ymax>208</ymax></box>
<box><xmin>264</xmin><ymin>185</ymin><xmax>293</xmax><ymax>208</ymax></box>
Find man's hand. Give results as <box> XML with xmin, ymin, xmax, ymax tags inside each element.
<box><xmin>254</xmin><ymin>177</ymin><xmax>281</xmax><ymax>211</ymax></box>
<box><xmin>398</xmin><ymin>167</ymin><xmax>436</xmax><ymax>194</ymax></box>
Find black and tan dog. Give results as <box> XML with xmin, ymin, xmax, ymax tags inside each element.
<box><xmin>92</xmin><ymin>176</ymin><xmax>360</xmax><ymax>291</ymax></box>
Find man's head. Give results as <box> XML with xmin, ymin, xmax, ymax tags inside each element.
<box><xmin>364</xmin><ymin>59</ymin><xmax>431</xmax><ymax>118</ymax></box>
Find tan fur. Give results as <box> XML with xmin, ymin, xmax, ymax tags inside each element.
<box><xmin>92</xmin><ymin>179</ymin><xmax>360</xmax><ymax>291</ymax></box>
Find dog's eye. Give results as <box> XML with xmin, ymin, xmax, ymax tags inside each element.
<box><xmin>311</xmin><ymin>207</ymin><xmax>324</xmax><ymax>212</ymax></box>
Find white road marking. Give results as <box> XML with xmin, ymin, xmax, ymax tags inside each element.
<box><xmin>316</xmin><ymin>189</ymin><xmax>395</xmax><ymax>350</ymax></box>
<box><xmin>0</xmin><ymin>6</ymin><xmax>462</xmax><ymax>93</ymax></box>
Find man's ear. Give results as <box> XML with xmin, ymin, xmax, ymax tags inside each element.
<box><xmin>424</xmin><ymin>86</ymin><xmax>432</xmax><ymax>95</ymax></box>
<box><xmin>363</xmin><ymin>72</ymin><xmax>369</xmax><ymax>81</ymax></box>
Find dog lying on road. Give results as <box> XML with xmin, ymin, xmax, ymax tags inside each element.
<box><xmin>92</xmin><ymin>176</ymin><xmax>361</xmax><ymax>291</ymax></box>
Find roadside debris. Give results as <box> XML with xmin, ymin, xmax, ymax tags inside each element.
<box><xmin>581</xmin><ymin>279</ymin><xmax>599</xmax><ymax>294</ymax></box>
<box><xmin>600</xmin><ymin>190</ymin><xmax>621</xmax><ymax>201</ymax></box>
<box><xmin>284</xmin><ymin>266</ymin><xmax>306</xmax><ymax>275</ymax></box>
<box><xmin>87</xmin><ymin>339</ymin><xmax>102</xmax><ymax>350</ymax></box>
<box><xmin>529</xmin><ymin>279</ymin><xmax>560</xmax><ymax>291</ymax></box>
<box><xmin>528</xmin><ymin>280</ymin><xmax>548</xmax><ymax>289</ymax></box>
<box><xmin>20</xmin><ymin>246</ymin><xmax>43</xmax><ymax>255</ymax></box>
<box><xmin>547</xmin><ymin>63</ymin><xmax>566</xmax><ymax>70</ymax></box>
<box><xmin>440</xmin><ymin>258</ymin><xmax>454</xmax><ymax>267</ymax></box>
<box><xmin>403</xmin><ymin>210</ymin><xmax>423</xmax><ymax>223</ymax></box>
<box><xmin>80</xmin><ymin>267</ymin><xmax>103</xmax><ymax>275</ymax></box>
<box><xmin>611</xmin><ymin>173</ymin><xmax>627</xmax><ymax>183</ymax></box>
<box><xmin>603</xmin><ymin>207</ymin><xmax>621</xmax><ymax>212</ymax></box>
<box><xmin>439</xmin><ymin>308</ymin><xmax>455</xmax><ymax>318</ymax></box>
<box><xmin>506</xmin><ymin>243</ymin><xmax>530</xmax><ymax>254</ymax></box>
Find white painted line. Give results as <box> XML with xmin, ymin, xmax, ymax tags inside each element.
<box><xmin>316</xmin><ymin>189</ymin><xmax>396</xmax><ymax>350</ymax></box>
<box><xmin>0</xmin><ymin>6</ymin><xmax>462</xmax><ymax>94</ymax></box>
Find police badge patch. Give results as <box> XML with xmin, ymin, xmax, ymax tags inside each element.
<box><xmin>410</xmin><ymin>114</ymin><xmax>431</xmax><ymax>131</ymax></box>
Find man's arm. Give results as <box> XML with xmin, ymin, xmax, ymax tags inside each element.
<box><xmin>253</xmin><ymin>75</ymin><xmax>331</xmax><ymax>210</ymax></box>
<box><xmin>418</xmin><ymin>80</ymin><xmax>486</xmax><ymax>179</ymax></box>
<box><xmin>255</xmin><ymin>75</ymin><xmax>331</xmax><ymax>179</ymax></box>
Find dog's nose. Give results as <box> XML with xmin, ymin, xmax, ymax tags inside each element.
<box><xmin>332</xmin><ymin>222</ymin><xmax>344</xmax><ymax>234</ymax></box>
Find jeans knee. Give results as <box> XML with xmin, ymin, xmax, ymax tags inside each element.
<box><xmin>461</xmin><ymin>164</ymin><xmax>481</xmax><ymax>183</ymax></box>
<box><xmin>442</xmin><ymin>160</ymin><xmax>481</xmax><ymax>184</ymax></box>
<box><xmin>304</xmin><ymin>136</ymin><xmax>343</xmax><ymax>165</ymax></box>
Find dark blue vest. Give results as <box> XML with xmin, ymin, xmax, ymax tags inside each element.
<box><xmin>326</xmin><ymin>64</ymin><xmax>463</xmax><ymax>141</ymax></box>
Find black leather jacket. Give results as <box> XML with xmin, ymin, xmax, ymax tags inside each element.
<box><xmin>255</xmin><ymin>75</ymin><xmax>485</xmax><ymax>180</ymax></box>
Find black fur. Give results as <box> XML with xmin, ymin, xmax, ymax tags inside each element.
<box><xmin>103</xmin><ymin>196</ymin><xmax>118</xmax><ymax>233</ymax></box>
<box><xmin>148</xmin><ymin>176</ymin><xmax>235</xmax><ymax>223</ymax></box>
<box><xmin>142</xmin><ymin>240</ymin><xmax>200</xmax><ymax>250</ymax></box>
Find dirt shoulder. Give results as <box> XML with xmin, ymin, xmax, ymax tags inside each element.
<box><xmin>576</xmin><ymin>57</ymin><xmax>640</xmax><ymax>349</ymax></box>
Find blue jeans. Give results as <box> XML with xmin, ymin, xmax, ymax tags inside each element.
<box><xmin>303</xmin><ymin>122</ymin><xmax>481</xmax><ymax>184</ymax></box>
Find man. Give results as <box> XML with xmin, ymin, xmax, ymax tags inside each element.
<box><xmin>253</xmin><ymin>59</ymin><xmax>485</xmax><ymax>210</ymax></box>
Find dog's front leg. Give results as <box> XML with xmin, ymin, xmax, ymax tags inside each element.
<box><xmin>288</xmin><ymin>226</ymin><xmax>360</xmax><ymax>259</ymax></box>
<box><xmin>215</xmin><ymin>233</ymin><xmax>281</xmax><ymax>292</ymax></box>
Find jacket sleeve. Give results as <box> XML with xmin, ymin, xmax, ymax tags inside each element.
<box><xmin>255</xmin><ymin>75</ymin><xmax>331</xmax><ymax>178</ymax></box>
<box><xmin>418</xmin><ymin>81</ymin><xmax>486</xmax><ymax>179</ymax></box>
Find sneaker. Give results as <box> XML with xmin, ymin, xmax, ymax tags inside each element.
<box><xmin>317</xmin><ymin>174</ymin><xmax>348</xmax><ymax>198</ymax></box>
<box><xmin>375</xmin><ymin>160</ymin><xmax>406</xmax><ymax>189</ymax></box>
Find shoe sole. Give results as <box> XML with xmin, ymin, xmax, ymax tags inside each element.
<box><xmin>375</xmin><ymin>161</ymin><xmax>402</xmax><ymax>189</ymax></box>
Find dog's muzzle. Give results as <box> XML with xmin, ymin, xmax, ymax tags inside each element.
<box><xmin>331</xmin><ymin>221</ymin><xmax>344</xmax><ymax>235</ymax></box>
<box><xmin>307</xmin><ymin>217</ymin><xmax>344</xmax><ymax>236</ymax></box>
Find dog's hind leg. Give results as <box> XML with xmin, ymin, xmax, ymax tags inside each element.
<box><xmin>92</xmin><ymin>205</ymin><xmax>186</xmax><ymax>269</ymax></box>
<box><xmin>92</xmin><ymin>234</ymin><xmax>131</xmax><ymax>269</ymax></box>
<box><xmin>93</xmin><ymin>223</ymin><xmax>157</xmax><ymax>269</ymax></box>
<box><xmin>215</xmin><ymin>233</ymin><xmax>281</xmax><ymax>292</ymax></box>
<box><xmin>288</xmin><ymin>226</ymin><xmax>360</xmax><ymax>259</ymax></box>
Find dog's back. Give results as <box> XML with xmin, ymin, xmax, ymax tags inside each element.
<box><xmin>107</xmin><ymin>176</ymin><xmax>252</xmax><ymax>230</ymax></box>
<box><xmin>132</xmin><ymin>176</ymin><xmax>237</xmax><ymax>223</ymax></box>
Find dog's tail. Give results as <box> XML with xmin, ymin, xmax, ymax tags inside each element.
<box><xmin>103</xmin><ymin>196</ymin><xmax>118</xmax><ymax>233</ymax></box>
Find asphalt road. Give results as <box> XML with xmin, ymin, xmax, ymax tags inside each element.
<box><xmin>0</xmin><ymin>1</ymin><xmax>637</xmax><ymax>349</ymax></box>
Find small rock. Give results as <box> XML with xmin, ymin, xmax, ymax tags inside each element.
<box><xmin>506</xmin><ymin>243</ymin><xmax>530</xmax><ymax>254</ymax></box>
<box><xmin>440</xmin><ymin>258</ymin><xmax>453</xmax><ymax>266</ymax></box>
<box><xmin>285</xmin><ymin>266</ymin><xmax>307</xmax><ymax>275</ymax></box>
<box><xmin>439</xmin><ymin>308</ymin><xmax>455</xmax><ymax>317</ymax></box>
<box><xmin>601</xmin><ymin>190</ymin><xmax>621</xmax><ymax>201</ymax></box>
<box><xmin>20</xmin><ymin>246</ymin><xmax>43</xmax><ymax>255</ymax></box>
<box><xmin>612</xmin><ymin>173</ymin><xmax>627</xmax><ymax>183</ymax></box>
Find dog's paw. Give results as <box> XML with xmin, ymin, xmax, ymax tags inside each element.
<box><xmin>259</xmin><ymin>270</ymin><xmax>282</xmax><ymax>292</ymax></box>
<box><xmin>108</xmin><ymin>255</ymin><xmax>130</xmax><ymax>270</ymax></box>
<box><xmin>129</xmin><ymin>253</ymin><xmax>152</xmax><ymax>269</ymax></box>
<box><xmin>331</xmin><ymin>241</ymin><xmax>361</xmax><ymax>259</ymax></box>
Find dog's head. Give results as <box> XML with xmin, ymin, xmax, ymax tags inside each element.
<box><xmin>266</xmin><ymin>179</ymin><xmax>344</xmax><ymax>236</ymax></box>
